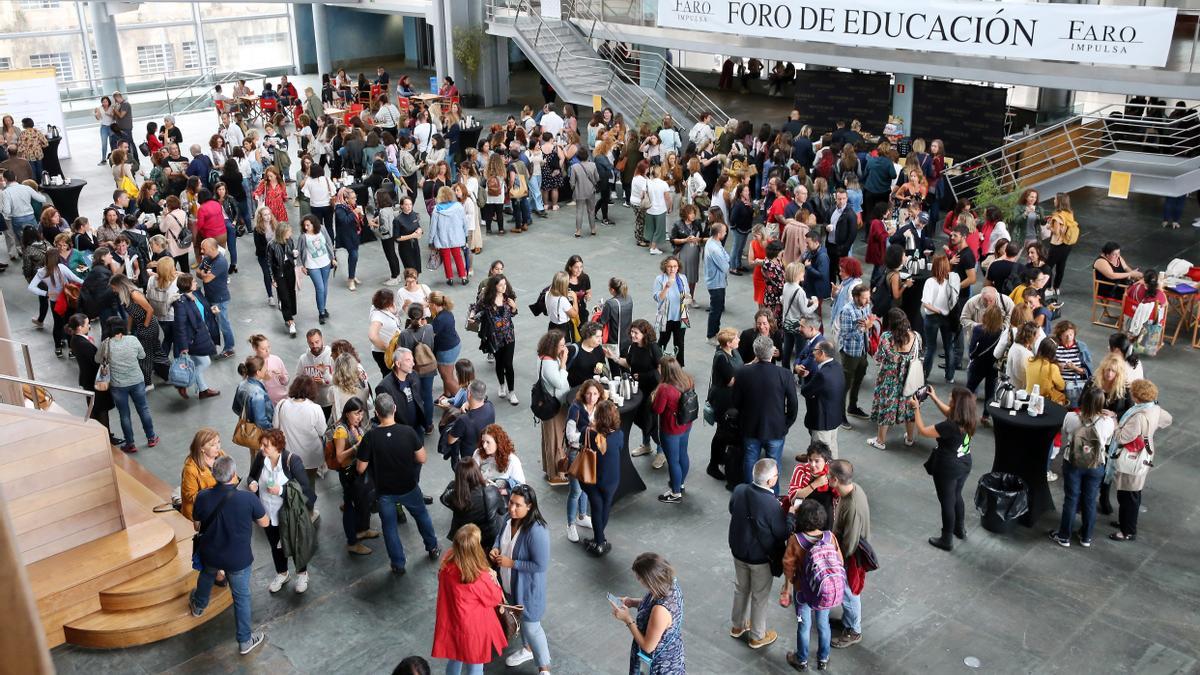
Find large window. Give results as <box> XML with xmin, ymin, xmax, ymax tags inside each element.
<box><xmin>0</xmin><ymin>57</ymin><xmax>13</xmax><ymax>70</ymax></box>
<box><xmin>19</xmin><ymin>0</ymin><xmax>61</xmax><ymax>9</ymax></box>
<box><xmin>235</xmin><ymin>32</ymin><xmax>287</xmax><ymax>47</ymax></box>
<box><xmin>29</xmin><ymin>52</ymin><xmax>74</xmax><ymax>82</ymax></box>
<box><xmin>136</xmin><ymin>44</ymin><xmax>176</xmax><ymax>74</ymax></box>
<box><xmin>181</xmin><ymin>39</ymin><xmax>219</xmax><ymax>70</ymax></box>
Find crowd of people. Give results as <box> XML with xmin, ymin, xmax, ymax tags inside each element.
<box><xmin>0</xmin><ymin>70</ymin><xmax>1179</xmax><ymax>674</ymax></box>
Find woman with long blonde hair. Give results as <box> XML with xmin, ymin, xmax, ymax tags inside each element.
<box><xmin>253</xmin><ymin>205</ymin><xmax>279</xmax><ymax>306</ymax></box>
<box><xmin>146</xmin><ymin>257</ymin><xmax>179</xmax><ymax>357</ymax></box>
<box><xmin>432</xmin><ymin>524</ymin><xmax>508</xmax><ymax>673</ymax></box>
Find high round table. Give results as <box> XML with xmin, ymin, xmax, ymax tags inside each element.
<box><xmin>566</xmin><ymin>385</ymin><xmax>647</xmax><ymax>504</ymax></box>
<box><xmin>42</xmin><ymin>136</ymin><xmax>64</xmax><ymax>177</ymax></box>
<box><xmin>989</xmin><ymin>400</ymin><xmax>1067</xmax><ymax>526</ymax></box>
<box><xmin>41</xmin><ymin>179</ymin><xmax>87</xmax><ymax>223</ymax></box>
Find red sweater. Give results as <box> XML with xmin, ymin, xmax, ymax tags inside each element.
<box><xmin>651</xmin><ymin>383</ymin><xmax>693</xmax><ymax>436</ymax></box>
<box><xmin>431</xmin><ymin>560</ymin><xmax>507</xmax><ymax>663</ymax></box>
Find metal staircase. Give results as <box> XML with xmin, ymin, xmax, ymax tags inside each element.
<box><xmin>948</xmin><ymin>101</ymin><xmax>1200</xmax><ymax>202</ymax></box>
<box><xmin>486</xmin><ymin>0</ymin><xmax>727</xmax><ymax>129</ymax></box>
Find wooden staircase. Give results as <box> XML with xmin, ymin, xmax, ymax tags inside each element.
<box><xmin>30</xmin><ymin>449</ymin><xmax>231</xmax><ymax>649</ymax></box>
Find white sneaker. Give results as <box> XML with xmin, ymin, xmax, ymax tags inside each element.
<box><xmin>268</xmin><ymin>572</ymin><xmax>289</xmax><ymax>593</ymax></box>
<box><xmin>649</xmin><ymin>248</ymin><xmax>663</xmax><ymax>256</ymax></box>
<box><xmin>498</xmin><ymin>384</ymin><xmax>509</xmax><ymax>398</ymax></box>
<box><xmin>566</xmin><ymin>524</ymin><xmax>579</xmax><ymax>542</ymax></box>
<box><xmin>652</xmin><ymin>453</ymin><xmax>667</xmax><ymax>470</ymax></box>
<box><xmin>288</xmin><ymin>323</ymin><xmax>297</xmax><ymax>336</ymax></box>
<box><xmin>631</xmin><ymin>444</ymin><xmax>653</xmax><ymax>457</ymax></box>
<box><xmin>294</xmin><ymin>572</ymin><xmax>309</xmax><ymax>594</ymax></box>
<box><xmin>384</xmin><ymin>276</ymin><xmax>402</xmax><ymax>287</ymax></box>
<box><xmin>487</xmin><ymin>353</ymin><xmax>495</xmax><ymax>363</ymax></box>
<box><xmin>1047</xmin><ymin>471</ymin><xmax>1059</xmax><ymax>482</ymax></box>
<box><xmin>508</xmin><ymin>391</ymin><xmax>519</xmax><ymax>406</ymax></box>
<box><xmin>268</xmin><ymin>297</ymin><xmax>277</xmax><ymax>307</ymax></box>
<box><xmin>576</xmin><ymin>515</ymin><xmax>594</xmax><ymax>529</ymax></box>
<box><xmin>505</xmin><ymin>648</ymin><xmax>535</xmax><ymax>667</ymax></box>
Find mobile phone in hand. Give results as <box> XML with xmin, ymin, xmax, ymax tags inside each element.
<box><xmin>606</xmin><ymin>593</ymin><xmax>623</xmax><ymax>611</ymax></box>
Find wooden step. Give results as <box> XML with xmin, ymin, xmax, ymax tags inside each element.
<box><xmin>113</xmin><ymin>465</ymin><xmax>195</xmax><ymax>542</ymax></box>
<box><xmin>64</xmin><ymin>585</ymin><xmax>232</xmax><ymax>649</ymax></box>
<box><xmin>99</xmin><ymin>539</ymin><xmax>197</xmax><ymax>611</ymax></box>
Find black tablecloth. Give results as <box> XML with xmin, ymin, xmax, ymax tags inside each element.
<box><xmin>566</xmin><ymin>385</ymin><xmax>647</xmax><ymax>504</ymax></box>
<box><xmin>990</xmin><ymin>400</ymin><xmax>1067</xmax><ymax>526</ymax></box>
<box><xmin>42</xmin><ymin>179</ymin><xmax>87</xmax><ymax>223</ymax></box>
<box><xmin>900</xmin><ymin>271</ymin><xmax>930</xmax><ymax>335</ymax></box>
<box><xmin>43</xmin><ymin>136</ymin><xmax>64</xmax><ymax>177</ymax></box>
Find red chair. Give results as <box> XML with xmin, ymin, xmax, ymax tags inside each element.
<box><xmin>214</xmin><ymin>99</ymin><xmax>226</xmax><ymax>116</ymax></box>
<box><xmin>450</xmin><ymin>95</ymin><xmax>461</xmax><ymax>107</ymax></box>
<box><xmin>259</xmin><ymin>97</ymin><xmax>279</xmax><ymax>116</ymax></box>
<box><xmin>344</xmin><ymin>103</ymin><xmax>364</xmax><ymax>126</ymax></box>
<box><xmin>397</xmin><ymin>96</ymin><xmax>411</xmax><ymax>112</ymax></box>
<box><xmin>371</xmin><ymin>85</ymin><xmax>382</xmax><ymax>100</ymax></box>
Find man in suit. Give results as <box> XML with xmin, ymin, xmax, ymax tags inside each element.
<box><xmin>792</xmin><ymin>319</ymin><xmax>825</xmax><ymax>381</ymax></box>
<box><xmin>803</xmin><ymin>231</ymin><xmax>832</xmax><ymax>305</ymax></box>
<box><xmin>375</xmin><ymin>347</ymin><xmax>427</xmax><ymax>434</ymax></box>
<box><xmin>801</xmin><ymin>341</ymin><xmax>847</xmax><ymax>458</ymax></box>
<box><xmin>733</xmin><ymin>336</ymin><xmax>799</xmax><ymax>494</ymax></box>
<box><xmin>826</xmin><ymin>188</ymin><xmax>857</xmax><ymax>281</ymax></box>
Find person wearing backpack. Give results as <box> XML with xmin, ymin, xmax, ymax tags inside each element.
<box><xmin>911</xmin><ymin>386</ymin><xmax>979</xmax><ymax>551</ymax></box>
<box><xmin>1049</xmin><ymin>387</ymin><xmax>1116</xmax><ymax>548</ymax></box>
<box><xmin>650</xmin><ymin>356</ymin><xmax>696</xmax><ymax>505</ymax></box>
<box><xmin>1040</xmin><ymin>192</ymin><xmax>1078</xmax><ymax>299</ymax></box>
<box><xmin>783</xmin><ymin>499</ymin><xmax>845</xmax><ymax>672</ymax></box>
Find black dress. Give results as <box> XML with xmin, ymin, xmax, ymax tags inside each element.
<box><xmin>393</xmin><ymin>209</ymin><xmax>423</xmax><ymax>272</ymax></box>
<box><xmin>622</xmin><ymin>341</ymin><xmax>662</xmax><ymax>443</ymax></box>
<box><xmin>70</xmin><ymin>333</ymin><xmax>114</xmax><ymax>434</ymax></box>
<box><xmin>124</xmin><ymin>299</ymin><xmax>160</xmax><ymax>386</ymax></box>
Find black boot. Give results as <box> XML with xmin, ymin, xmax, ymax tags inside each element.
<box><xmin>928</xmin><ymin>532</ymin><xmax>954</xmax><ymax>551</ymax></box>
<box><xmin>953</xmin><ymin>527</ymin><xmax>967</xmax><ymax>541</ymax></box>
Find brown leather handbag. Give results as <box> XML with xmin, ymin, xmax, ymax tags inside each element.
<box><xmin>567</xmin><ymin>430</ymin><xmax>598</xmax><ymax>485</ymax></box>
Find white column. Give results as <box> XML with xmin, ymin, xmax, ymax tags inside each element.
<box><xmin>313</xmin><ymin>3</ymin><xmax>332</xmax><ymax>76</ymax></box>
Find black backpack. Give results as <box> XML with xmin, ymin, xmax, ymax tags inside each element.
<box><xmin>675</xmin><ymin>387</ymin><xmax>699</xmax><ymax>426</ymax></box>
<box><xmin>870</xmin><ymin>272</ymin><xmax>895</xmax><ymax>318</ymax></box>
<box><xmin>530</xmin><ymin>376</ymin><xmax>561</xmax><ymax>421</ymax></box>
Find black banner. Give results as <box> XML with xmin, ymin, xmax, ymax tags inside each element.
<box><xmin>911</xmin><ymin>79</ymin><xmax>1006</xmax><ymax>162</ymax></box>
<box><xmin>791</xmin><ymin>70</ymin><xmax>891</xmax><ymax>139</ymax></box>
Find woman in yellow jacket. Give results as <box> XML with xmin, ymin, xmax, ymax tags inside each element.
<box><xmin>1025</xmin><ymin>339</ymin><xmax>1067</xmax><ymax>406</ymax></box>
<box><xmin>180</xmin><ymin>427</ymin><xmax>226</xmax><ymax>520</ymax></box>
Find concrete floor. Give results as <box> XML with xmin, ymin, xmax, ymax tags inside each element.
<box><xmin>16</xmin><ymin>76</ymin><xmax>1200</xmax><ymax>674</ymax></box>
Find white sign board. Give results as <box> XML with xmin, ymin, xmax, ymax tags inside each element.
<box><xmin>0</xmin><ymin>67</ymin><xmax>70</xmax><ymax>158</ymax></box>
<box><xmin>542</xmin><ymin>0</ymin><xmax>562</xmax><ymax>20</ymax></box>
<box><xmin>657</xmin><ymin>0</ymin><xmax>1177</xmax><ymax>68</ymax></box>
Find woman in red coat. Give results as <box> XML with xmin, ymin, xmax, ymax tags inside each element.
<box><xmin>432</xmin><ymin>524</ymin><xmax>507</xmax><ymax>674</ymax></box>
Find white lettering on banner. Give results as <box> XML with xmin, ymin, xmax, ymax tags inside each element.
<box><xmin>657</xmin><ymin>0</ymin><xmax>1176</xmax><ymax>68</ymax></box>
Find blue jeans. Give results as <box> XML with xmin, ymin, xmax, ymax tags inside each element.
<box><xmin>99</xmin><ymin>125</ymin><xmax>113</xmax><ymax>161</ymax></box>
<box><xmin>1163</xmin><ymin>194</ymin><xmax>1186</xmax><ymax>222</ymax></box>
<box><xmin>191</xmin><ymin>564</ymin><xmax>252</xmax><ymax>644</ymax></box>
<box><xmin>796</xmin><ymin>602</ymin><xmax>832</xmax><ymax>664</ymax></box>
<box><xmin>743</xmin><ymin>438</ymin><xmax>784</xmax><ymax>494</ymax></box>
<box><xmin>707</xmin><ymin>287</ymin><xmax>725</xmax><ymax>339</ymax></box>
<box><xmin>1057</xmin><ymin>461</ymin><xmax>1105</xmax><ymax>543</ymax></box>
<box><xmin>435</xmin><ymin>342</ymin><xmax>462</xmax><ymax>365</ymax></box>
<box><xmin>520</xmin><ymin>618</ymin><xmax>552</xmax><ymax>668</ymax></box>
<box><xmin>462</xmin><ymin>245</ymin><xmax>472</xmax><ymax>275</ymax></box>
<box><xmin>190</xmin><ymin>354</ymin><xmax>211</xmax><ymax>392</ymax></box>
<box><xmin>344</xmin><ymin>244</ymin><xmax>359</xmax><ymax>279</ymax></box>
<box><xmin>308</xmin><ymin>264</ymin><xmax>331</xmax><ymax>314</ymax></box>
<box><xmin>444</xmin><ymin>662</ymin><xmax>483</xmax><ymax>675</ymax></box>
<box><xmin>417</xmin><ymin>373</ymin><xmax>435</xmax><ymax>432</ymax></box>
<box><xmin>841</xmin><ymin>581</ymin><xmax>861</xmax><ymax>633</ymax></box>
<box><xmin>112</xmin><ymin>382</ymin><xmax>155</xmax><ymax>444</ymax></box>
<box><xmin>661</xmin><ymin>432</ymin><xmax>691</xmax><ymax>494</ymax></box>
<box><xmin>781</xmin><ymin>330</ymin><xmax>802</xmax><ymax>370</ymax></box>
<box><xmin>378</xmin><ymin>488</ymin><xmax>438</xmax><ymax>569</ymax></box>
<box><xmin>225</xmin><ymin>222</ymin><xmax>239</xmax><ymax>265</ymax></box>
<box><xmin>730</xmin><ymin>229</ymin><xmax>749</xmax><ymax>271</ymax></box>
<box><xmin>30</xmin><ymin>159</ymin><xmax>43</xmax><ymax>178</ymax></box>
<box><xmin>530</xmin><ymin>173</ymin><xmax>545</xmax><ymax>212</ymax></box>
<box><xmin>214</xmin><ymin>300</ymin><xmax>235</xmax><ymax>352</ymax></box>
<box><xmin>566</xmin><ymin>448</ymin><xmax>590</xmax><ymax>523</ymax></box>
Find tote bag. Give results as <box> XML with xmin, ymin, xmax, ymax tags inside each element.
<box><xmin>901</xmin><ymin>338</ymin><xmax>925</xmax><ymax>397</ymax></box>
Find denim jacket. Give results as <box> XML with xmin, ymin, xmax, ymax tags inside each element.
<box><xmin>233</xmin><ymin>377</ymin><xmax>274</xmax><ymax>429</ymax></box>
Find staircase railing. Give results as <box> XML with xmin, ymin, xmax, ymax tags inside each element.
<box><xmin>171</xmin><ymin>69</ymin><xmax>267</xmax><ymax>117</ymax></box>
<box><xmin>565</xmin><ymin>0</ymin><xmax>729</xmax><ymax>128</ymax></box>
<box><xmin>487</xmin><ymin>0</ymin><xmax>674</xmax><ymax>125</ymax></box>
<box><xmin>947</xmin><ymin>101</ymin><xmax>1200</xmax><ymax>202</ymax></box>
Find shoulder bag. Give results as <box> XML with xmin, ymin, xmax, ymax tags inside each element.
<box><xmin>232</xmin><ymin>403</ymin><xmax>263</xmax><ymax>452</ymax></box>
<box><xmin>567</xmin><ymin>429</ymin><xmax>598</xmax><ymax>485</ymax></box>
<box><xmin>191</xmin><ymin>489</ymin><xmax>235</xmax><ymax>571</ymax></box>
<box><xmin>901</xmin><ymin>338</ymin><xmax>925</xmax><ymax>397</ymax></box>
<box><xmin>496</xmin><ymin>602</ymin><xmax>525</xmax><ymax>642</ymax></box>
<box><xmin>94</xmin><ymin>339</ymin><xmax>112</xmax><ymax>392</ymax></box>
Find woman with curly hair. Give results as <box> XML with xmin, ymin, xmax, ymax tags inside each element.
<box><xmin>473</xmin><ymin>424</ymin><xmax>525</xmax><ymax>496</ymax></box>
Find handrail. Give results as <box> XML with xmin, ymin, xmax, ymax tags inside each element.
<box><xmin>564</xmin><ymin>0</ymin><xmax>729</xmax><ymax>128</ymax></box>
<box><xmin>948</xmin><ymin>102</ymin><xmax>1200</xmax><ymax>200</ymax></box>
<box><xmin>0</xmin><ymin>374</ymin><xmax>96</xmax><ymax>420</ymax></box>
<box><xmin>0</xmin><ymin>337</ymin><xmax>36</xmax><ymax>382</ymax></box>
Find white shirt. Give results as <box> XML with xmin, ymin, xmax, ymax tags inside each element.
<box><xmin>375</xmin><ymin>104</ymin><xmax>401</xmax><ymax>128</ymax></box>
<box><xmin>1062</xmin><ymin>412</ymin><xmax>1116</xmax><ymax>450</ymax></box>
<box><xmin>414</xmin><ymin>122</ymin><xmax>435</xmax><ymax>154</ymax></box>
<box><xmin>499</xmin><ymin>522</ymin><xmax>521</xmax><ymax>590</ymax></box>
<box><xmin>658</xmin><ymin>127</ymin><xmax>682</xmax><ymax>156</ymax></box>
<box><xmin>258</xmin><ymin>454</ymin><xmax>289</xmax><ymax>525</ymax></box>
<box><xmin>274</xmin><ymin>398</ymin><xmax>327</xmax><ymax>470</ymax></box>
<box><xmin>474</xmin><ymin>449</ymin><xmax>526</xmax><ymax>486</ymax></box>
<box><xmin>222</xmin><ymin>124</ymin><xmax>245</xmax><ymax>150</ymax></box>
<box><xmin>545</xmin><ymin>292</ymin><xmax>572</xmax><ymax>324</ymax></box>
<box><xmin>688</xmin><ymin>122</ymin><xmax>715</xmax><ymax>147</ymax></box>
<box><xmin>921</xmin><ymin>273</ymin><xmax>960</xmax><ymax>316</ymax></box>
<box><xmin>395</xmin><ymin>284</ymin><xmax>432</xmax><ymax>315</ymax></box>
<box><xmin>686</xmin><ymin>173</ymin><xmax>706</xmax><ymax>205</ymax></box>
<box><xmin>540</xmin><ymin>111</ymin><xmax>564</xmax><ymax>137</ymax></box>
<box><xmin>646</xmin><ymin>178</ymin><xmax>671</xmax><ymax>216</ymax></box>
<box><xmin>369</xmin><ymin>307</ymin><xmax>400</xmax><ymax>353</ymax></box>
<box><xmin>630</xmin><ymin>175</ymin><xmax>649</xmax><ymax>207</ymax></box>
<box><xmin>301</xmin><ymin>175</ymin><xmax>335</xmax><ymax>208</ymax></box>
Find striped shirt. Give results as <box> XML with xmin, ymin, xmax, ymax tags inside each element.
<box><xmin>1056</xmin><ymin>344</ymin><xmax>1086</xmax><ymax>382</ymax></box>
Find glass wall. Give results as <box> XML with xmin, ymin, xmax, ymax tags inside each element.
<box><xmin>0</xmin><ymin>1</ymin><xmax>296</xmax><ymax>93</ymax></box>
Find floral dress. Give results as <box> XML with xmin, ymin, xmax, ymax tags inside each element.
<box><xmin>628</xmin><ymin>580</ymin><xmax>685</xmax><ymax>675</ymax></box>
<box><xmin>254</xmin><ymin>180</ymin><xmax>289</xmax><ymax>223</ymax></box>
<box><xmin>541</xmin><ymin>143</ymin><xmax>563</xmax><ymax>191</ymax></box>
<box><xmin>870</xmin><ymin>330</ymin><xmax>922</xmax><ymax>426</ymax></box>
<box><xmin>763</xmin><ymin>258</ymin><xmax>785</xmax><ymax>323</ymax></box>
<box><xmin>484</xmin><ymin>300</ymin><xmax>517</xmax><ymax>352</ymax></box>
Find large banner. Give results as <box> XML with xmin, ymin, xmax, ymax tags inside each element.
<box><xmin>792</xmin><ymin>70</ymin><xmax>890</xmax><ymax>136</ymax></box>
<box><xmin>0</xmin><ymin>68</ymin><xmax>70</xmax><ymax>158</ymax></box>
<box><xmin>656</xmin><ymin>0</ymin><xmax>1177</xmax><ymax>68</ymax></box>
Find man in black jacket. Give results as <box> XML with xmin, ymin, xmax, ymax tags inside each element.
<box><xmin>801</xmin><ymin>341</ymin><xmax>846</xmax><ymax>458</ymax></box>
<box><xmin>733</xmin><ymin>336</ymin><xmax>799</xmax><ymax>493</ymax></box>
<box><xmin>728</xmin><ymin>458</ymin><xmax>788</xmax><ymax>650</ymax></box>
<box><xmin>827</xmin><ymin>188</ymin><xmax>857</xmax><ymax>281</ymax></box>
<box><xmin>375</xmin><ymin>347</ymin><xmax>427</xmax><ymax>433</ymax></box>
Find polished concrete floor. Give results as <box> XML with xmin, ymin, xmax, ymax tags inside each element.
<box><xmin>14</xmin><ymin>79</ymin><xmax>1200</xmax><ymax>675</ymax></box>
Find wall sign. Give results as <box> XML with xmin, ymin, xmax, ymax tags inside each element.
<box><xmin>657</xmin><ymin>0</ymin><xmax>1177</xmax><ymax>68</ymax></box>
<box><xmin>0</xmin><ymin>68</ymin><xmax>70</xmax><ymax>158</ymax></box>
